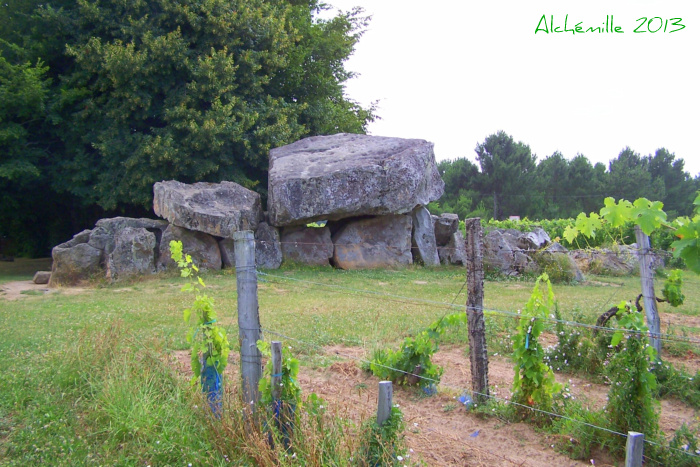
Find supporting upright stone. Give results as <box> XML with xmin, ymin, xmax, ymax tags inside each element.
<box><xmin>332</xmin><ymin>215</ymin><xmax>413</xmax><ymax>269</ymax></box>
<box><xmin>411</xmin><ymin>206</ymin><xmax>440</xmax><ymax>266</ymax></box>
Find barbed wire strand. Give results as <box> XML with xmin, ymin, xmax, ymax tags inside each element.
<box><xmin>257</xmin><ymin>271</ymin><xmax>700</xmax><ymax>346</ymax></box>
<box><xmin>262</xmin><ymin>238</ymin><xmax>675</xmax><ymax>257</ymax></box>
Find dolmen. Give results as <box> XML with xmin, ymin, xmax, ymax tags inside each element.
<box><xmin>49</xmin><ymin>133</ymin><xmax>455</xmax><ymax>283</ymax></box>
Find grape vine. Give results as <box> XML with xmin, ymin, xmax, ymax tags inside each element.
<box><xmin>170</xmin><ymin>240</ymin><xmax>230</xmax><ymax>386</ymax></box>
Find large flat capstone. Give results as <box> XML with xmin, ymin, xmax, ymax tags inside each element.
<box><xmin>154</xmin><ymin>181</ymin><xmax>262</xmax><ymax>238</ymax></box>
<box><xmin>268</xmin><ymin>133</ymin><xmax>444</xmax><ymax>226</ymax></box>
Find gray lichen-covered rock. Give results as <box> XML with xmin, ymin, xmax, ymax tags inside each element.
<box><xmin>268</xmin><ymin>133</ymin><xmax>444</xmax><ymax>226</ymax></box>
<box><xmin>280</xmin><ymin>225</ymin><xmax>333</xmax><ymax>266</ymax></box>
<box><xmin>517</xmin><ymin>227</ymin><xmax>551</xmax><ymax>251</ymax></box>
<box><xmin>157</xmin><ymin>225</ymin><xmax>222</xmax><ymax>271</ymax></box>
<box><xmin>154</xmin><ymin>180</ymin><xmax>262</xmax><ymax>238</ymax></box>
<box><xmin>569</xmin><ymin>244</ymin><xmax>662</xmax><ymax>276</ymax></box>
<box><xmin>106</xmin><ymin>227</ymin><xmax>157</xmax><ymax>280</ymax></box>
<box><xmin>55</xmin><ymin>229</ymin><xmax>93</xmax><ymax>250</ymax></box>
<box><xmin>89</xmin><ymin>217</ymin><xmax>167</xmax><ymax>256</ymax></box>
<box><xmin>432</xmin><ymin>213</ymin><xmax>459</xmax><ymax>246</ymax></box>
<box><xmin>332</xmin><ymin>215</ymin><xmax>413</xmax><ymax>270</ymax></box>
<box><xmin>483</xmin><ymin>229</ymin><xmax>537</xmax><ymax>275</ymax></box>
<box><xmin>438</xmin><ymin>231</ymin><xmax>468</xmax><ymax>266</ymax></box>
<box><xmin>255</xmin><ymin>222</ymin><xmax>282</xmax><ymax>269</ymax></box>
<box><xmin>411</xmin><ymin>207</ymin><xmax>439</xmax><ymax>266</ymax></box>
<box><xmin>32</xmin><ymin>271</ymin><xmax>51</xmax><ymax>284</ymax></box>
<box><xmin>49</xmin><ymin>240</ymin><xmax>102</xmax><ymax>286</ymax></box>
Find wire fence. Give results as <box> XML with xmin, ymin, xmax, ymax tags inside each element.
<box><xmin>257</xmin><ymin>271</ymin><xmax>700</xmax><ymax>347</ymax></box>
<box><xmin>232</xmin><ymin>245</ymin><xmax>700</xmax><ymax>465</ymax></box>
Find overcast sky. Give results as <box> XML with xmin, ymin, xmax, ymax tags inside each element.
<box><xmin>323</xmin><ymin>0</ymin><xmax>700</xmax><ymax>178</ymax></box>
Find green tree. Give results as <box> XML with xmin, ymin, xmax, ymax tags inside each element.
<box><xmin>607</xmin><ymin>147</ymin><xmax>664</xmax><ymax>203</ymax></box>
<box><xmin>0</xmin><ymin>0</ymin><xmax>373</xmax><ymax>255</ymax></box>
<box><xmin>475</xmin><ymin>131</ymin><xmax>537</xmax><ymax>219</ymax></box>
<box><xmin>532</xmin><ymin>151</ymin><xmax>569</xmax><ymax>219</ymax></box>
<box><xmin>646</xmin><ymin>148</ymin><xmax>697</xmax><ymax>218</ymax></box>
<box><xmin>568</xmin><ymin>154</ymin><xmax>607</xmax><ymax>216</ymax></box>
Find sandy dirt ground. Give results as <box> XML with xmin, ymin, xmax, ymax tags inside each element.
<box><xmin>174</xmin><ymin>343</ymin><xmax>699</xmax><ymax>467</ymax></box>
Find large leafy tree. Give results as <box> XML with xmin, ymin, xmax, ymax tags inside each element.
<box><xmin>0</xmin><ymin>0</ymin><xmax>373</xmax><ymax>255</ymax></box>
<box><xmin>607</xmin><ymin>147</ymin><xmax>664</xmax><ymax>203</ymax></box>
<box><xmin>532</xmin><ymin>151</ymin><xmax>569</xmax><ymax>219</ymax></box>
<box><xmin>646</xmin><ymin>148</ymin><xmax>698</xmax><ymax>218</ymax></box>
<box><xmin>430</xmin><ymin>158</ymin><xmax>487</xmax><ymax>219</ymax></box>
<box><xmin>475</xmin><ymin>131</ymin><xmax>537</xmax><ymax>219</ymax></box>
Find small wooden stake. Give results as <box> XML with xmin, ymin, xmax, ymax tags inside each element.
<box><xmin>377</xmin><ymin>381</ymin><xmax>393</xmax><ymax>427</ymax></box>
<box><xmin>625</xmin><ymin>431</ymin><xmax>644</xmax><ymax>467</ymax></box>
<box><xmin>634</xmin><ymin>226</ymin><xmax>661</xmax><ymax>358</ymax></box>
<box><xmin>234</xmin><ymin>230</ymin><xmax>262</xmax><ymax>409</ymax></box>
<box><xmin>465</xmin><ymin>218</ymin><xmax>489</xmax><ymax>404</ymax></box>
<box><xmin>271</xmin><ymin>341</ymin><xmax>282</xmax><ymax>402</ymax></box>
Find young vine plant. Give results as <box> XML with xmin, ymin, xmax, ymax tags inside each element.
<box><xmin>512</xmin><ymin>273</ymin><xmax>562</xmax><ymax>412</ymax></box>
<box><xmin>170</xmin><ymin>240</ymin><xmax>230</xmax><ymax>385</ymax></box>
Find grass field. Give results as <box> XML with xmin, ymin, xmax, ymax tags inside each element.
<box><xmin>1</xmin><ymin>260</ymin><xmax>699</xmax><ymax>465</ymax></box>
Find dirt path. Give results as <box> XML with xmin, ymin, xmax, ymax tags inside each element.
<box><xmin>0</xmin><ymin>280</ymin><xmax>53</xmax><ymax>300</ymax></box>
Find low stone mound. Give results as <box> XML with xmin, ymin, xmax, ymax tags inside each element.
<box><xmin>483</xmin><ymin>228</ymin><xmax>584</xmax><ymax>282</ymax></box>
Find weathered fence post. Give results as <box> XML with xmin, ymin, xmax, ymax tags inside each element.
<box><xmin>634</xmin><ymin>225</ymin><xmax>661</xmax><ymax>357</ymax></box>
<box><xmin>233</xmin><ymin>230</ymin><xmax>262</xmax><ymax>409</ymax></box>
<box><xmin>377</xmin><ymin>381</ymin><xmax>393</xmax><ymax>427</ymax></box>
<box><xmin>465</xmin><ymin>218</ymin><xmax>489</xmax><ymax>404</ymax></box>
<box><xmin>625</xmin><ymin>431</ymin><xmax>644</xmax><ymax>467</ymax></box>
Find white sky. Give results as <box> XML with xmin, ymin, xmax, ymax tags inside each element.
<box><xmin>323</xmin><ymin>0</ymin><xmax>700</xmax><ymax>177</ymax></box>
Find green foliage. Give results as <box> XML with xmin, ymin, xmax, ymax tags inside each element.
<box><xmin>475</xmin><ymin>131</ymin><xmax>537</xmax><ymax>220</ymax></box>
<box><xmin>170</xmin><ymin>240</ymin><xmax>230</xmax><ymax>384</ymax></box>
<box><xmin>511</xmin><ymin>274</ymin><xmax>562</xmax><ymax>414</ymax></box>
<box><xmin>662</xmin><ymin>269</ymin><xmax>685</xmax><ymax>307</ymax></box>
<box><xmin>357</xmin><ymin>405</ymin><xmax>407</xmax><ymax>467</ymax></box>
<box><xmin>0</xmin><ymin>0</ymin><xmax>374</xmax><ymax>255</ymax></box>
<box><xmin>257</xmin><ymin>340</ymin><xmax>302</xmax><ymax>407</ymax></box>
<box><xmin>0</xmin><ymin>55</ymin><xmax>48</xmax><ymax>182</ymax></box>
<box><xmin>362</xmin><ymin>312</ymin><xmax>466</xmax><ymax>390</ymax></box>
<box><xmin>653</xmin><ymin>361</ymin><xmax>700</xmax><ymax>409</ymax></box>
<box><xmin>659</xmin><ymin>423</ymin><xmax>700</xmax><ymax>467</ymax></box>
<box><xmin>551</xmin><ymin>402</ymin><xmax>609</xmax><ymax>460</ymax></box>
<box><xmin>531</xmin><ymin>250</ymin><xmax>579</xmax><ymax>284</ymax></box>
<box><xmin>566</xmin><ymin>195</ymin><xmax>700</xmax><ymax>276</ymax></box>
<box><xmin>605</xmin><ymin>304</ymin><xmax>660</xmax><ymax>450</ymax></box>
<box><xmin>544</xmin><ymin>306</ymin><xmax>595</xmax><ymax>374</ymax></box>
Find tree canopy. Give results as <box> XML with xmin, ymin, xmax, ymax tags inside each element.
<box><xmin>0</xmin><ymin>0</ymin><xmax>374</xmax><ymax>256</ymax></box>
<box><xmin>432</xmin><ymin>132</ymin><xmax>698</xmax><ymax>222</ymax></box>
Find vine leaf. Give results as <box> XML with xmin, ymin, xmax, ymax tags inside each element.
<box><xmin>672</xmin><ymin>221</ymin><xmax>700</xmax><ymax>274</ymax></box>
<box><xmin>631</xmin><ymin>198</ymin><xmax>667</xmax><ymax>235</ymax></box>
<box><xmin>563</xmin><ymin>224</ymin><xmax>579</xmax><ymax>244</ymax></box>
<box><xmin>600</xmin><ymin>197</ymin><xmax>633</xmax><ymax>227</ymax></box>
<box><xmin>574</xmin><ymin>212</ymin><xmax>602</xmax><ymax>238</ymax></box>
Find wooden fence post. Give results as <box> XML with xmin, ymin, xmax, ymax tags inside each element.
<box><xmin>377</xmin><ymin>381</ymin><xmax>393</xmax><ymax>427</ymax></box>
<box><xmin>625</xmin><ymin>431</ymin><xmax>644</xmax><ymax>467</ymax></box>
<box><xmin>271</xmin><ymin>341</ymin><xmax>282</xmax><ymax>402</ymax></box>
<box><xmin>233</xmin><ymin>230</ymin><xmax>262</xmax><ymax>409</ymax></box>
<box><xmin>634</xmin><ymin>226</ymin><xmax>661</xmax><ymax>357</ymax></box>
<box><xmin>465</xmin><ymin>218</ymin><xmax>489</xmax><ymax>404</ymax></box>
